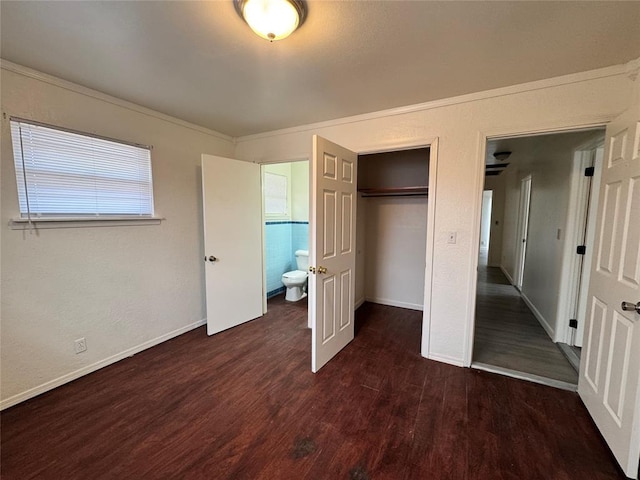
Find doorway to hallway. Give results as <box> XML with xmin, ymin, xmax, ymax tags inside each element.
<box><xmin>472</xmin><ymin>127</ymin><xmax>606</xmax><ymax>389</ymax></box>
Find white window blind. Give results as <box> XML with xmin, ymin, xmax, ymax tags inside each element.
<box><xmin>10</xmin><ymin>119</ymin><xmax>154</xmax><ymax>218</ymax></box>
<box><xmin>264</xmin><ymin>172</ymin><xmax>288</xmax><ymax>215</ymax></box>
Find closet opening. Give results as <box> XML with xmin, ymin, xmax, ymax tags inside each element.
<box><xmin>355</xmin><ymin>148</ymin><xmax>430</xmax><ymax>354</ymax></box>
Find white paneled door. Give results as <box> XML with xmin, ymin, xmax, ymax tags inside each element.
<box><xmin>310</xmin><ymin>136</ymin><xmax>357</xmax><ymax>373</ymax></box>
<box><xmin>201</xmin><ymin>154</ymin><xmax>263</xmax><ymax>335</ymax></box>
<box><xmin>578</xmin><ymin>95</ymin><xmax>640</xmax><ymax>478</ymax></box>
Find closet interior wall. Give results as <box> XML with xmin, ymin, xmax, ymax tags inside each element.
<box><xmin>356</xmin><ymin>149</ymin><xmax>430</xmax><ymax>311</ymax></box>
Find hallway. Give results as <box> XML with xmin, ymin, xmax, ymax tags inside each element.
<box><xmin>473</xmin><ymin>266</ymin><xmax>578</xmax><ymax>387</ymax></box>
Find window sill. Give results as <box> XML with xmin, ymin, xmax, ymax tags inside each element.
<box><xmin>9</xmin><ymin>216</ymin><xmax>164</xmax><ymax>230</ymax></box>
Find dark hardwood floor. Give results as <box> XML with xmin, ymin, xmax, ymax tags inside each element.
<box><xmin>1</xmin><ymin>296</ymin><xmax>624</xmax><ymax>479</ymax></box>
<box><xmin>473</xmin><ymin>266</ymin><xmax>579</xmax><ymax>385</ymax></box>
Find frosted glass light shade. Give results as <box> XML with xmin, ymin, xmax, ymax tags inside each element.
<box><xmin>236</xmin><ymin>0</ymin><xmax>305</xmax><ymax>41</ymax></box>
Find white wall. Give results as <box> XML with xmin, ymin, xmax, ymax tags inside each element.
<box><xmin>234</xmin><ymin>66</ymin><xmax>633</xmax><ymax>366</ymax></box>
<box><xmin>363</xmin><ymin>197</ymin><xmax>428</xmax><ymax>310</ymax></box>
<box><xmin>1</xmin><ymin>66</ymin><xmax>235</xmax><ymax>408</ymax></box>
<box><xmin>290</xmin><ymin>161</ymin><xmax>309</xmax><ymax>222</ymax></box>
<box><xmin>499</xmin><ymin>130</ymin><xmax>605</xmax><ymax>340</ymax></box>
<box><xmin>483</xmin><ymin>175</ymin><xmax>505</xmax><ymax>267</ymax></box>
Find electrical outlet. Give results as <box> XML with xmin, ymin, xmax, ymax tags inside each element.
<box><xmin>74</xmin><ymin>337</ymin><xmax>87</xmax><ymax>354</ymax></box>
<box><xmin>447</xmin><ymin>232</ymin><xmax>457</xmax><ymax>244</ymax></box>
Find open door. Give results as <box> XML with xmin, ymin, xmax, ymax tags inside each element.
<box><xmin>514</xmin><ymin>175</ymin><xmax>532</xmax><ymax>290</ymax></box>
<box><xmin>202</xmin><ymin>154</ymin><xmax>263</xmax><ymax>335</ymax></box>
<box><xmin>578</xmin><ymin>95</ymin><xmax>640</xmax><ymax>477</ymax></box>
<box><xmin>310</xmin><ymin>136</ymin><xmax>357</xmax><ymax>373</ymax></box>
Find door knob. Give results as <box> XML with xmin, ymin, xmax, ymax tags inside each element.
<box><xmin>621</xmin><ymin>301</ymin><xmax>640</xmax><ymax>315</ymax></box>
<box><xmin>208</xmin><ymin>256</ymin><xmax>217</xmax><ymax>262</ymax></box>
<box><xmin>317</xmin><ymin>266</ymin><xmax>328</xmax><ymax>274</ymax></box>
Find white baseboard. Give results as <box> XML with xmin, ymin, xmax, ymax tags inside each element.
<box><xmin>426</xmin><ymin>352</ymin><xmax>465</xmax><ymax>367</ymax></box>
<box><xmin>0</xmin><ymin>318</ymin><xmax>207</xmax><ymax>411</ymax></box>
<box><xmin>355</xmin><ymin>297</ymin><xmax>366</xmax><ymax>309</ymax></box>
<box><xmin>364</xmin><ymin>296</ymin><xmax>423</xmax><ymax>311</ymax></box>
<box><xmin>500</xmin><ymin>265</ymin><xmax>515</xmax><ymax>285</ymax></box>
<box><xmin>521</xmin><ymin>292</ymin><xmax>555</xmax><ymax>340</ymax></box>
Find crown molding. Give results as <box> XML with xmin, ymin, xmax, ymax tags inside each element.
<box><xmin>235</xmin><ymin>63</ymin><xmax>630</xmax><ymax>144</ymax></box>
<box><xmin>0</xmin><ymin>59</ymin><xmax>234</xmax><ymax>143</ymax></box>
<box><xmin>626</xmin><ymin>57</ymin><xmax>640</xmax><ymax>81</ymax></box>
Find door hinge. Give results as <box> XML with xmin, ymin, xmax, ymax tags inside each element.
<box><xmin>584</xmin><ymin>167</ymin><xmax>595</xmax><ymax>177</ymax></box>
<box><xmin>576</xmin><ymin>245</ymin><xmax>586</xmax><ymax>255</ymax></box>
<box><xmin>569</xmin><ymin>319</ymin><xmax>578</xmax><ymax>328</ymax></box>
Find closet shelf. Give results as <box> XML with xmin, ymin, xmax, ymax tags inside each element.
<box><xmin>358</xmin><ymin>186</ymin><xmax>428</xmax><ymax>197</ymax></box>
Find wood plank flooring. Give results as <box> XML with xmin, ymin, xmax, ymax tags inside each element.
<box><xmin>1</xmin><ymin>297</ymin><xmax>624</xmax><ymax>479</ymax></box>
<box><xmin>473</xmin><ymin>266</ymin><xmax>579</xmax><ymax>385</ymax></box>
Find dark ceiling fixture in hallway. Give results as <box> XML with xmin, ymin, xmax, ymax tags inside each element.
<box><xmin>493</xmin><ymin>151</ymin><xmax>512</xmax><ymax>162</ymax></box>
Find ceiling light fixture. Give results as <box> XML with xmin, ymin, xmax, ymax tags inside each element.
<box><xmin>493</xmin><ymin>151</ymin><xmax>512</xmax><ymax>162</ymax></box>
<box><xmin>234</xmin><ymin>0</ymin><xmax>307</xmax><ymax>42</ymax></box>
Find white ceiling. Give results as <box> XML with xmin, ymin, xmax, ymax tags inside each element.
<box><xmin>2</xmin><ymin>1</ymin><xmax>639</xmax><ymax>137</ymax></box>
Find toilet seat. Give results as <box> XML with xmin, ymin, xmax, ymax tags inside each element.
<box><xmin>282</xmin><ymin>270</ymin><xmax>307</xmax><ymax>280</ymax></box>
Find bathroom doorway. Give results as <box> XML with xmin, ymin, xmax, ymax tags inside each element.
<box><xmin>261</xmin><ymin>160</ymin><xmax>310</xmax><ymax>314</ymax></box>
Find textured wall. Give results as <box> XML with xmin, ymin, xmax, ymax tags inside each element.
<box><xmin>1</xmin><ymin>67</ymin><xmax>234</xmax><ymax>407</ymax></box>
<box><xmin>234</xmin><ymin>69</ymin><xmax>632</xmax><ymax>366</ymax></box>
<box><xmin>363</xmin><ymin>197</ymin><xmax>428</xmax><ymax>310</ymax></box>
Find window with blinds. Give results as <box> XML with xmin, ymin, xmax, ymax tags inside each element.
<box><xmin>264</xmin><ymin>172</ymin><xmax>288</xmax><ymax>216</ymax></box>
<box><xmin>10</xmin><ymin>119</ymin><xmax>154</xmax><ymax>219</ymax></box>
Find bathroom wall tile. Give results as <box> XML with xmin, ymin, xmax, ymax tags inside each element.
<box><xmin>265</xmin><ymin>222</ymin><xmax>293</xmax><ymax>294</ymax></box>
<box><xmin>265</xmin><ymin>221</ymin><xmax>309</xmax><ymax>297</ymax></box>
<box><xmin>291</xmin><ymin>222</ymin><xmax>309</xmax><ymax>266</ymax></box>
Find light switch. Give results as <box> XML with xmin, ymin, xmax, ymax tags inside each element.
<box><xmin>447</xmin><ymin>232</ymin><xmax>457</xmax><ymax>244</ymax></box>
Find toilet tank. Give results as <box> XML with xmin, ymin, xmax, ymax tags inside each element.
<box><xmin>295</xmin><ymin>250</ymin><xmax>309</xmax><ymax>271</ymax></box>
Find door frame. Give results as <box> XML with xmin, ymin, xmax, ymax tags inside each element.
<box><xmin>557</xmin><ymin>139</ymin><xmax>605</xmax><ymax>345</ymax></box>
<box><xmin>465</xmin><ymin>122</ymin><xmax>610</xmax><ymax>367</ymax></box>
<box><xmin>355</xmin><ymin>138</ymin><xmax>439</xmax><ymax>359</ymax></box>
<box><xmin>479</xmin><ymin>190</ymin><xmax>493</xmax><ymax>259</ymax></box>
<box><xmin>258</xmin><ymin>156</ymin><xmax>310</xmax><ymax>316</ymax></box>
<box><xmin>514</xmin><ymin>175</ymin><xmax>532</xmax><ymax>290</ymax></box>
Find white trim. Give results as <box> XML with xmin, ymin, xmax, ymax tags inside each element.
<box><xmin>349</xmin><ymin>137</ymin><xmax>436</xmax><ymax>360</ymax></box>
<box><xmin>500</xmin><ymin>265</ymin><xmax>516</xmax><ymax>286</ymax></box>
<box><xmin>463</xmin><ymin>132</ymin><xmax>489</xmax><ymax>366</ymax></box>
<box><xmin>471</xmin><ymin>362</ymin><xmax>577</xmax><ymax>392</ymax></box>
<box><xmin>422</xmin><ymin>139</ymin><xmax>438</xmax><ymax>361</ymax></box>
<box><xmin>557</xmin><ymin>343</ymin><xmax>581</xmax><ymax>372</ymax></box>
<box><xmin>428</xmin><ymin>353</ymin><xmax>465</xmax><ymax>367</ymax></box>
<box><xmin>364</xmin><ymin>297</ymin><xmax>423</xmax><ymax>312</ymax></box>
<box><xmin>466</xmin><ymin>122</ymin><xmax>612</xmax><ymax>368</ymax></box>
<box><xmin>355</xmin><ymin>297</ymin><xmax>366</xmax><ymax>309</ymax></box>
<box><xmin>521</xmin><ymin>292</ymin><xmax>555</xmax><ymax>340</ymax></box>
<box><xmin>236</xmin><ymin>64</ymin><xmax>628</xmax><ymax>144</ymax></box>
<box><xmin>514</xmin><ymin>175</ymin><xmax>532</xmax><ymax>290</ymax></box>
<box><xmin>9</xmin><ymin>217</ymin><xmax>164</xmax><ymax>230</ymax></box>
<box><xmin>0</xmin><ymin>59</ymin><xmax>232</xmax><ymax>142</ymax></box>
<box><xmin>556</xmin><ymin>142</ymin><xmax>600</xmax><ymax>344</ymax></box>
<box><xmin>257</xmin><ymin>155</ymin><xmax>310</xmax><ymax>165</ymax></box>
<box><xmin>0</xmin><ymin>318</ymin><xmax>206</xmax><ymax>411</ymax></box>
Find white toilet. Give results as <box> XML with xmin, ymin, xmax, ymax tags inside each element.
<box><xmin>281</xmin><ymin>250</ymin><xmax>309</xmax><ymax>302</ymax></box>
